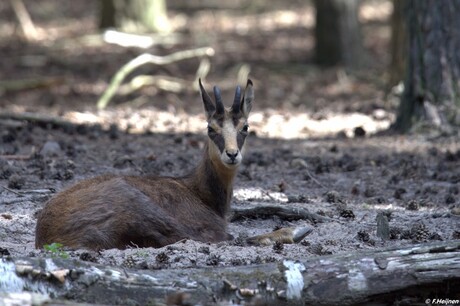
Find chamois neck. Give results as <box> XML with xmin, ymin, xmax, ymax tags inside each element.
<box><xmin>183</xmin><ymin>142</ymin><xmax>238</xmax><ymax>217</ymax></box>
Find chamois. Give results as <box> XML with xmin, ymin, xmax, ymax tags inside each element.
<box><xmin>35</xmin><ymin>79</ymin><xmax>253</xmax><ymax>250</ymax></box>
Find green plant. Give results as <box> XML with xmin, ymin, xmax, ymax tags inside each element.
<box><xmin>135</xmin><ymin>249</ymin><xmax>149</xmax><ymax>258</ymax></box>
<box><xmin>43</xmin><ymin>242</ymin><xmax>69</xmax><ymax>259</ymax></box>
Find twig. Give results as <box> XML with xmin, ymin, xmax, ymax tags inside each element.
<box><xmin>0</xmin><ymin>77</ymin><xmax>64</xmax><ymax>92</ymax></box>
<box><xmin>0</xmin><ymin>194</ymin><xmax>50</xmax><ymax>205</ymax></box>
<box><xmin>97</xmin><ymin>47</ymin><xmax>215</xmax><ymax>110</ymax></box>
<box><xmin>0</xmin><ymin>111</ymin><xmax>72</xmax><ymax>128</ymax></box>
<box><xmin>9</xmin><ymin>0</ymin><xmax>38</xmax><ymax>40</ymax></box>
<box><xmin>0</xmin><ymin>198</ymin><xmax>29</xmax><ymax>205</ymax></box>
<box><xmin>1</xmin><ymin>185</ymin><xmax>23</xmax><ymax>197</ymax></box>
<box><xmin>304</xmin><ymin>168</ymin><xmax>327</xmax><ymax>188</ymax></box>
<box><xmin>262</xmin><ymin>190</ymin><xmax>277</xmax><ymax>201</ymax></box>
<box><xmin>120</xmin><ymin>75</ymin><xmax>188</xmax><ymax>94</ymax></box>
<box><xmin>103</xmin><ymin>30</ymin><xmax>182</xmax><ymax>48</ymax></box>
<box><xmin>236</xmin><ymin>64</ymin><xmax>251</xmax><ymax>86</ymax></box>
<box><xmin>17</xmin><ymin>189</ymin><xmax>55</xmax><ymax>195</ymax></box>
<box><xmin>0</xmin><ymin>154</ymin><xmax>33</xmax><ymax>160</ymax></box>
<box><xmin>193</xmin><ymin>58</ymin><xmax>211</xmax><ymax>89</ymax></box>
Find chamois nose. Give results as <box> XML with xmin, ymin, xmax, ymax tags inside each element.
<box><xmin>226</xmin><ymin>150</ymin><xmax>239</xmax><ymax>161</ymax></box>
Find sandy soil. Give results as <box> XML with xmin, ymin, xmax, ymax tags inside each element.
<box><xmin>1</xmin><ymin>117</ymin><xmax>459</xmax><ymax>270</ymax></box>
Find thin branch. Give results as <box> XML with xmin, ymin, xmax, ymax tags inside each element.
<box><xmin>0</xmin><ymin>154</ymin><xmax>33</xmax><ymax>160</ymax></box>
<box><xmin>120</xmin><ymin>75</ymin><xmax>188</xmax><ymax>94</ymax></box>
<box><xmin>0</xmin><ymin>77</ymin><xmax>64</xmax><ymax>92</ymax></box>
<box><xmin>304</xmin><ymin>167</ymin><xmax>327</xmax><ymax>188</ymax></box>
<box><xmin>97</xmin><ymin>47</ymin><xmax>215</xmax><ymax>110</ymax></box>
<box><xmin>0</xmin><ymin>111</ymin><xmax>72</xmax><ymax>128</ymax></box>
<box><xmin>9</xmin><ymin>0</ymin><xmax>38</xmax><ymax>40</ymax></box>
<box><xmin>1</xmin><ymin>185</ymin><xmax>23</xmax><ymax>197</ymax></box>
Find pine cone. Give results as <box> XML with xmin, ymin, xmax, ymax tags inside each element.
<box><xmin>340</xmin><ymin>209</ymin><xmax>355</xmax><ymax>219</ymax></box>
<box><xmin>123</xmin><ymin>255</ymin><xmax>136</xmax><ymax>268</ymax></box>
<box><xmin>410</xmin><ymin>223</ymin><xmax>430</xmax><ymax>242</ymax></box>
<box><xmin>389</xmin><ymin>227</ymin><xmax>403</xmax><ymax>240</ymax></box>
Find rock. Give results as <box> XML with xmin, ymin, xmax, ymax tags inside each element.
<box><xmin>40</xmin><ymin>141</ymin><xmax>62</xmax><ymax>157</ymax></box>
<box><xmin>8</xmin><ymin>174</ymin><xmax>25</xmax><ymax>189</ymax></box>
<box><xmin>406</xmin><ymin>200</ymin><xmax>419</xmax><ymax>211</ymax></box>
<box><xmin>340</xmin><ymin>209</ymin><xmax>355</xmax><ymax>220</ymax></box>
<box><xmin>364</xmin><ymin>186</ymin><xmax>377</xmax><ymax>198</ymax></box>
<box><xmin>353</xmin><ymin>126</ymin><xmax>366</xmax><ymax>138</ymax></box>
<box><xmin>445</xmin><ymin>194</ymin><xmax>456</xmax><ymax>204</ymax></box>
<box><xmin>394</xmin><ymin>188</ymin><xmax>406</xmax><ymax>200</ymax></box>
<box><xmin>376</xmin><ymin>212</ymin><xmax>390</xmax><ymax>240</ymax></box>
<box><xmin>287</xmin><ymin>194</ymin><xmax>310</xmax><ymax>203</ymax></box>
<box><xmin>0</xmin><ymin>159</ymin><xmax>15</xmax><ymax>179</ymax></box>
<box><xmin>290</xmin><ymin>158</ymin><xmax>308</xmax><ymax>169</ymax></box>
<box><xmin>450</xmin><ymin>206</ymin><xmax>460</xmax><ymax>216</ymax></box>
<box><xmin>324</xmin><ymin>190</ymin><xmax>345</xmax><ymax>204</ymax></box>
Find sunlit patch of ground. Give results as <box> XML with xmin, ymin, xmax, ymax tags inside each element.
<box><xmin>4</xmin><ymin>105</ymin><xmax>393</xmax><ymax>139</ymax></box>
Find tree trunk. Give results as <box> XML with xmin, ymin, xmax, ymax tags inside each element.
<box><xmin>1</xmin><ymin>240</ymin><xmax>459</xmax><ymax>305</ymax></box>
<box><xmin>99</xmin><ymin>0</ymin><xmax>116</xmax><ymax>29</ymax></box>
<box><xmin>313</xmin><ymin>0</ymin><xmax>365</xmax><ymax>68</ymax></box>
<box><xmin>99</xmin><ymin>0</ymin><xmax>170</xmax><ymax>33</ymax></box>
<box><xmin>387</xmin><ymin>0</ymin><xmax>407</xmax><ymax>89</ymax></box>
<box><xmin>394</xmin><ymin>0</ymin><xmax>460</xmax><ymax>132</ymax></box>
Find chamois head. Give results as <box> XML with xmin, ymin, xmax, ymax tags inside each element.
<box><xmin>199</xmin><ymin>79</ymin><xmax>254</xmax><ymax>168</ymax></box>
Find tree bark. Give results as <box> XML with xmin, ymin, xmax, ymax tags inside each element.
<box><xmin>394</xmin><ymin>0</ymin><xmax>460</xmax><ymax>132</ymax></box>
<box><xmin>99</xmin><ymin>0</ymin><xmax>170</xmax><ymax>33</ymax></box>
<box><xmin>99</xmin><ymin>0</ymin><xmax>116</xmax><ymax>30</ymax></box>
<box><xmin>313</xmin><ymin>0</ymin><xmax>365</xmax><ymax>68</ymax></box>
<box><xmin>1</xmin><ymin>240</ymin><xmax>459</xmax><ymax>305</ymax></box>
<box><xmin>387</xmin><ymin>0</ymin><xmax>407</xmax><ymax>89</ymax></box>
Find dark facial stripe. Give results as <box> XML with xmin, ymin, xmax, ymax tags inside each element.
<box><xmin>237</xmin><ymin>132</ymin><xmax>247</xmax><ymax>150</ymax></box>
<box><xmin>209</xmin><ymin>131</ymin><xmax>225</xmax><ymax>153</ymax></box>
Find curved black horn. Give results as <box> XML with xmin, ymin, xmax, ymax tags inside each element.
<box><xmin>231</xmin><ymin>85</ymin><xmax>242</xmax><ymax>114</ymax></box>
<box><xmin>199</xmin><ymin>78</ymin><xmax>215</xmax><ymax>116</ymax></box>
<box><xmin>213</xmin><ymin>86</ymin><xmax>224</xmax><ymax>115</ymax></box>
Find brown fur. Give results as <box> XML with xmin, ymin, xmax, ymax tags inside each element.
<box><xmin>35</xmin><ymin>80</ymin><xmax>253</xmax><ymax>250</ymax></box>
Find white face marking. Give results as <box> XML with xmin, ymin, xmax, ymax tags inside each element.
<box><xmin>220</xmin><ymin>118</ymin><xmax>242</xmax><ymax>167</ymax></box>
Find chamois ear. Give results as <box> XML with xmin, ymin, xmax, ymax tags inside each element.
<box><xmin>199</xmin><ymin>78</ymin><xmax>215</xmax><ymax>120</ymax></box>
<box><xmin>241</xmin><ymin>79</ymin><xmax>253</xmax><ymax>118</ymax></box>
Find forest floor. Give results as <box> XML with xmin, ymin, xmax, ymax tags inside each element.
<box><xmin>0</xmin><ymin>0</ymin><xmax>459</xmax><ymax>294</ymax></box>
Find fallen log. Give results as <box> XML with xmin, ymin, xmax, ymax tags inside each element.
<box><xmin>0</xmin><ymin>240</ymin><xmax>459</xmax><ymax>305</ymax></box>
<box><xmin>231</xmin><ymin>204</ymin><xmax>335</xmax><ymax>223</ymax></box>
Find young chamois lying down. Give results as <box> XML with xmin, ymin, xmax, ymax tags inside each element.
<box><xmin>35</xmin><ymin>79</ymin><xmax>309</xmax><ymax>250</ymax></box>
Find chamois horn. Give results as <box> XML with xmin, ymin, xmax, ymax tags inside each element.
<box><xmin>232</xmin><ymin>85</ymin><xmax>242</xmax><ymax>114</ymax></box>
<box><xmin>213</xmin><ymin>86</ymin><xmax>224</xmax><ymax>115</ymax></box>
<box><xmin>199</xmin><ymin>78</ymin><xmax>215</xmax><ymax>116</ymax></box>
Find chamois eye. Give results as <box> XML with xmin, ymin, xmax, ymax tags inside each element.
<box><xmin>241</xmin><ymin>124</ymin><xmax>249</xmax><ymax>133</ymax></box>
<box><xmin>207</xmin><ymin>126</ymin><xmax>215</xmax><ymax>134</ymax></box>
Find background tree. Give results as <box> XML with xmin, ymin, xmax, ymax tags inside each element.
<box><xmin>99</xmin><ymin>0</ymin><xmax>170</xmax><ymax>33</ymax></box>
<box><xmin>313</xmin><ymin>0</ymin><xmax>365</xmax><ymax>68</ymax></box>
<box><xmin>387</xmin><ymin>0</ymin><xmax>407</xmax><ymax>89</ymax></box>
<box><xmin>394</xmin><ymin>0</ymin><xmax>460</xmax><ymax>132</ymax></box>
